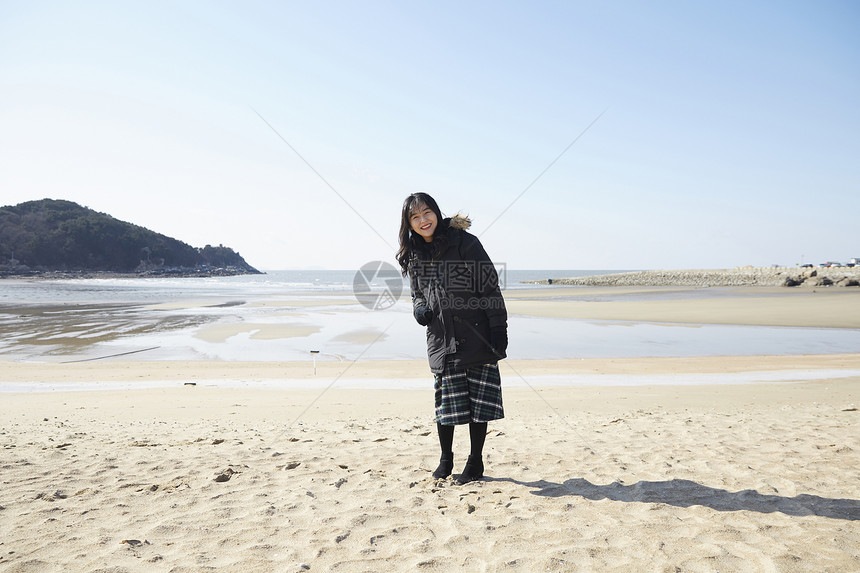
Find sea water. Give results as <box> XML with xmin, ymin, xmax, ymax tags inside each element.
<box><xmin>0</xmin><ymin>269</ymin><xmax>604</xmax><ymax>305</ymax></box>
<box><xmin>1</xmin><ymin>270</ymin><xmax>859</xmax><ymax>364</ymax></box>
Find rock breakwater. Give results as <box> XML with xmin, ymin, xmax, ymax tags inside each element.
<box><xmin>529</xmin><ymin>268</ymin><xmax>860</xmax><ymax>287</ymax></box>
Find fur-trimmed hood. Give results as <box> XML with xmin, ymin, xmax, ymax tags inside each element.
<box><xmin>448</xmin><ymin>213</ymin><xmax>471</xmax><ymax>230</ymax></box>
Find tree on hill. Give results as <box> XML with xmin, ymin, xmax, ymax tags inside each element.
<box><xmin>0</xmin><ymin>199</ymin><xmax>260</xmax><ymax>273</ymax></box>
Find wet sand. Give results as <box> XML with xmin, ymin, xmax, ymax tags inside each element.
<box><xmin>2</xmin><ymin>285</ymin><xmax>859</xmax><ymax>363</ymax></box>
<box><xmin>505</xmin><ymin>285</ymin><xmax>860</xmax><ymax>328</ymax></box>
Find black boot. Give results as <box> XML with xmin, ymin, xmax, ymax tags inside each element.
<box><xmin>433</xmin><ymin>423</ymin><xmax>455</xmax><ymax>479</ymax></box>
<box><xmin>455</xmin><ymin>422</ymin><xmax>487</xmax><ymax>485</ymax></box>
<box><xmin>455</xmin><ymin>455</ymin><xmax>484</xmax><ymax>485</ymax></box>
<box><xmin>432</xmin><ymin>452</ymin><xmax>454</xmax><ymax>479</ymax></box>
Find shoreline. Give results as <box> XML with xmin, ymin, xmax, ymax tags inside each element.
<box><xmin>2</xmin><ymin>284</ymin><xmax>859</xmax><ymax>363</ymax></box>
<box><xmin>525</xmin><ymin>267</ymin><xmax>860</xmax><ymax>287</ymax></box>
<box><xmin>2</xmin><ymin>376</ymin><xmax>858</xmax><ymax>421</ymax></box>
<box><xmin>6</xmin><ymin>266</ymin><xmax>860</xmax><ymax>286</ymax></box>
<box><xmin>0</xmin><ymin>267</ymin><xmax>263</xmax><ymax>280</ymax></box>
<box><xmin>4</xmin><ymin>353</ymin><xmax>860</xmax><ymax>382</ymax></box>
<box><xmin>3</xmin><ymin>354</ymin><xmax>860</xmax><ymax>395</ymax></box>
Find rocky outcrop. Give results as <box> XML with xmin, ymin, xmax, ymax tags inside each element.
<box><xmin>835</xmin><ymin>277</ymin><xmax>860</xmax><ymax>287</ymax></box>
<box><xmin>0</xmin><ymin>199</ymin><xmax>261</xmax><ymax>276</ymax></box>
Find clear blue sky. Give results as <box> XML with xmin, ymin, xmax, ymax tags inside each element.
<box><xmin>2</xmin><ymin>1</ymin><xmax>858</xmax><ymax>270</ymax></box>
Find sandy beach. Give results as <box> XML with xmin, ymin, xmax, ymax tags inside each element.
<box><xmin>1</xmin><ymin>282</ymin><xmax>859</xmax><ymax>571</ymax></box>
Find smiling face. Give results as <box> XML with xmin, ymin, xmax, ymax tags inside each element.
<box><xmin>409</xmin><ymin>202</ymin><xmax>438</xmax><ymax>242</ymax></box>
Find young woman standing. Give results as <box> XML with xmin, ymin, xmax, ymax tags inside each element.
<box><xmin>396</xmin><ymin>192</ymin><xmax>508</xmax><ymax>484</ymax></box>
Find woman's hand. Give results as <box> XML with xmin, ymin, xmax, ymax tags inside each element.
<box><xmin>490</xmin><ymin>327</ymin><xmax>508</xmax><ymax>356</ymax></box>
<box><xmin>414</xmin><ymin>306</ymin><xmax>434</xmax><ymax>326</ymax></box>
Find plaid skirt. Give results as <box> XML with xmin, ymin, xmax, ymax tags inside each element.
<box><xmin>434</xmin><ymin>362</ymin><xmax>504</xmax><ymax>425</ymax></box>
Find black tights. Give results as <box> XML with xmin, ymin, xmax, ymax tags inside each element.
<box><xmin>437</xmin><ymin>422</ymin><xmax>487</xmax><ymax>458</ymax></box>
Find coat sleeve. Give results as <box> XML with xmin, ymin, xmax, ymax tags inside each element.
<box><xmin>459</xmin><ymin>234</ymin><xmax>507</xmax><ymax>330</ymax></box>
<box><xmin>409</xmin><ymin>265</ymin><xmax>428</xmax><ymax>314</ymax></box>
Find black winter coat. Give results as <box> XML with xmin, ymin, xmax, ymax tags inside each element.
<box><xmin>408</xmin><ymin>215</ymin><xmax>507</xmax><ymax>373</ymax></box>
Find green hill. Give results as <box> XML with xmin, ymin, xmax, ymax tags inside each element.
<box><xmin>0</xmin><ymin>199</ymin><xmax>261</xmax><ymax>276</ymax></box>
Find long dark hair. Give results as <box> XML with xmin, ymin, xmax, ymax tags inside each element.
<box><xmin>396</xmin><ymin>192</ymin><xmax>445</xmax><ymax>275</ymax></box>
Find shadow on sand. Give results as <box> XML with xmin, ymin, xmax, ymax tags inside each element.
<box><xmin>485</xmin><ymin>477</ymin><xmax>859</xmax><ymax>521</ymax></box>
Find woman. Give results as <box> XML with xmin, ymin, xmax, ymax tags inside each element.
<box><xmin>396</xmin><ymin>192</ymin><xmax>508</xmax><ymax>484</ymax></box>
